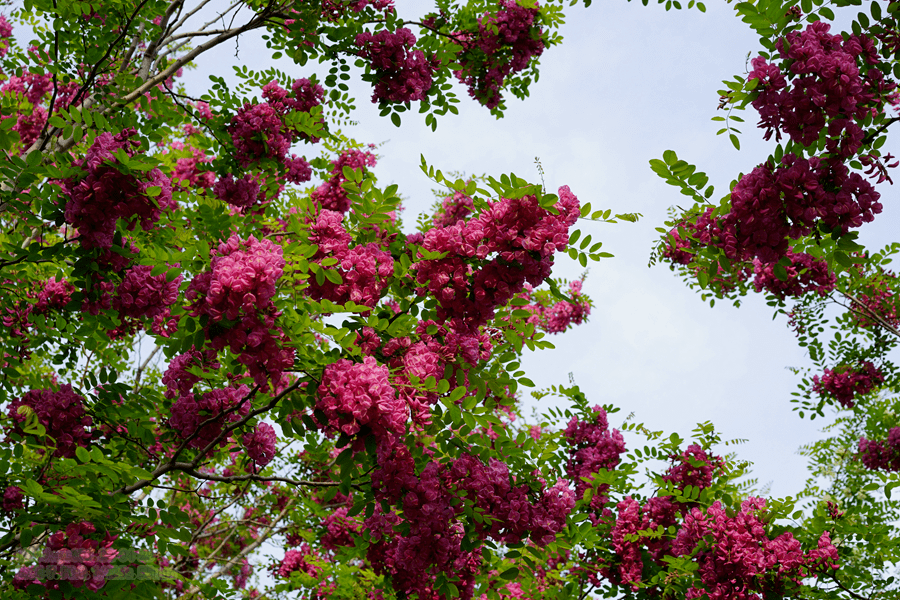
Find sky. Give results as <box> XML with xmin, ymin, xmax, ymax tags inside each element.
<box><xmin>180</xmin><ymin>0</ymin><xmax>900</xmax><ymax>500</ymax></box>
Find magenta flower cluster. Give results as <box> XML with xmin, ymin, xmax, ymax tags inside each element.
<box><xmin>213</xmin><ymin>173</ymin><xmax>261</xmax><ymax>208</ymax></box>
<box><xmin>752</xmin><ymin>249</ymin><xmax>836</xmax><ymax>300</ymax></box>
<box><xmin>305</xmin><ymin>210</ymin><xmax>394</xmax><ymax>307</ymax></box>
<box><xmin>317</xmin><ymin>357</ymin><xmax>406</xmax><ymax>442</ymax></box>
<box><xmin>433</xmin><ymin>190</ymin><xmax>475</xmax><ymax>227</ymax></box>
<box><xmin>414</xmin><ymin>186</ymin><xmax>580</xmax><ymax>330</ymax></box>
<box><xmin>365</xmin><ymin>444</ymin><xmax>574</xmax><ymax>600</ymax></box>
<box><xmin>187</xmin><ymin>235</ymin><xmax>294</xmax><ymax>389</ymax></box>
<box><xmin>672</xmin><ymin>498</ymin><xmax>839</xmax><ymax>599</ymax></box>
<box><xmin>599</xmin><ymin>445</ymin><xmax>724</xmax><ymax>587</ymax></box>
<box><xmin>277</xmin><ymin>544</ymin><xmax>320</xmax><ymax>579</ymax></box>
<box><xmin>62</xmin><ymin>128</ymin><xmax>175</xmax><ymax>250</ymax></box>
<box><xmin>320</xmin><ymin>507</ymin><xmax>360</xmax><ymax>551</ymax></box>
<box><xmin>6</xmin><ymin>385</ymin><xmax>93</xmax><ymax>458</ymax></box>
<box><xmin>223</xmin><ymin>78</ymin><xmax>320</xmax><ymax>206</ymax></box>
<box><xmin>750</xmin><ymin>23</ymin><xmax>895</xmax><ymax>155</ymax></box>
<box><xmin>662</xmin><ymin>444</ymin><xmax>725</xmax><ymax>492</ymax></box>
<box><xmin>728</xmin><ymin>154</ymin><xmax>881</xmax><ymax>264</ymax></box>
<box><xmin>161</xmin><ymin>347</ymin><xmax>220</xmax><ymax>400</ymax></box>
<box><xmin>563</xmin><ymin>405</ymin><xmax>626</xmax><ymax>512</ymax></box>
<box><xmin>519</xmin><ymin>280</ymin><xmax>591</xmax><ymax>334</ymax></box>
<box><xmin>858</xmin><ymin>427</ymin><xmax>900</xmax><ymax>471</ymax></box>
<box><xmin>311</xmin><ymin>149</ymin><xmax>378</xmax><ymax>213</ymax></box>
<box><xmin>455</xmin><ymin>0</ymin><xmax>545</xmax><ymax>109</ymax></box>
<box><xmin>231</xmin><ymin>103</ymin><xmax>290</xmax><ymax>166</ymax></box>
<box><xmin>356</xmin><ymin>27</ymin><xmax>436</xmax><ymax>103</ymax></box>
<box><xmin>231</xmin><ymin>78</ymin><xmax>323</xmax><ymax>166</ymax></box>
<box><xmin>2</xmin><ymin>485</ymin><xmax>22</xmax><ymax>512</ymax></box>
<box><xmin>169</xmin><ymin>385</ymin><xmax>251</xmax><ymax>450</ymax></box>
<box><xmin>13</xmin><ymin>522</ymin><xmax>118</xmax><ymax>594</ymax></box>
<box><xmin>812</xmin><ymin>361</ymin><xmax>884</xmax><ymax>408</ymax></box>
<box><xmin>113</xmin><ymin>264</ymin><xmax>182</xmax><ymax>321</ymax></box>
<box><xmin>665</xmin><ymin>156</ymin><xmax>882</xmax><ymax>268</ymax></box>
<box><xmin>171</xmin><ymin>145</ymin><xmax>215</xmax><ymax>188</ymax></box>
<box><xmin>242</xmin><ymin>422</ymin><xmax>278</xmax><ymax>466</ymax></box>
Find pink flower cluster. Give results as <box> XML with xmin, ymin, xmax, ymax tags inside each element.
<box><xmin>230</xmin><ymin>78</ymin><xmax>324</xmax><ymax>168</ymax></box>
<box><xmin>13</xmin><ymin>522</ymin><xmax>118</xmax><ymax>593</ymax></box>
<box><xmin>242</xmin><ymin>422</ymin><xmax>278</xmax><ymax>466</ymax></box>
<box><xmin>213</xmin><ymin>173</ymin><xmax>261</xmax><ymax>208</ymax></box>
<box><xmin>304</xmin><ymin>210</ymin><xmax>394</xmax><ymax>307</ymax></box>
<box><xmin>285</xmin><ymin>154</ymin><xmax>313</xmax><ymax>183</ymax></box>
<box><xmin>858</xmin><ymin>427</ymin><xmax>900</xmax><ymax>471</ymax></box>
<box><xmin>112</xmin><ymin>264</ymin><xmax>182</xmax><ymax>320</ymax></box>
<box><xmin>321</xmin><ymin>507</ymin><xmax>360</xmax><ymax>551</ymax></box>
<box><xmin>812</xmin><ymin>361</ymin><xmax>884</xmax><ymax>408</ymax></box>
<box><xmin>171</xmin><ymin>146</ymin><xmax>215</xmax><ymax>188</ymax></box>
<box><xmin>607</xmin><ymin>497</ymin><xmax>645</xmax><ymax>587</ymax></box>
<box><xmin>666</xmin><ymin>156</ymin><xmax>882</xmax><ymax>268</ymax></box>
<box><xmin>311</xmin><ymin>149</ymin><xmax>378</xmax><ymax>213</ymax></box>
<box><xmin>356</xmin><ymin>27</ymin><xmax>436</xmax><ymax>103</ymax></box>
<box><xmin>366</xmin><ymin>445</ymin><xmax>573</xmax><ymax>600</ymax></box>
<box><xmin>433</xmin><ymin>190</ymin><xmax>475</xmax><ymax>227</ymax></box>
<box><xmin>563</xmin><ymin>405</ymin><xmax>626</xmax><ymax>512</ymax></box>
<box><xmin>161</xmin><ymin>347</ymin><xmax>220</xmax><ymax>400</ymax></box>
<box><xmin>750</xmin><ymin>23</ymin><xmax>896</xmax><ymax>156</ymax></box>
<box><xmin>6</xmin><ymin>385</ymin><xmax>93</xmax><ymax>458</ymax></box>
<box><xmin>414</xmin><ymin>186</ymin><xmax>580</xmax><ymax>329</ymax></box>
<box><xmin>518</xmin><ymin>280</ymin><xmax>591</xmax><ymax>334</ymax></box>
<box><xmin>321</xmin><ymin>0</ymin><xmax>393</xmax><ymax>21</ymax></box>
<box><xmin>169</xmin><ymin>385</ymin><xmax>251</xmax><ymax>450</ymax></box>
<box><xmin>262</xmin><ymin>78</ymin><xmax>325</xmax><ymax>116</ymax></box>
<box><xmin>454</xmin><ymin>0</ymin><xmax>545</xmax><ymax>109</ymax></box>
<box><xmin>729</xmin><ymin>155</ymin><xmax>881</xmax><ymax>264</ymax></box>
<box><xmin>317</xmin><ymin>357</ymin><xmax>405</xmax><ymax>442</ymax></box>
<box><xmin>62</xmin><ymin>128</ymin><xmax>176</xmax><ymax>250</ymax></box>
<box><xmin>752</xmin><ymin>249</ymin><xmax>836</xmax><ymax>300</ymax></box>
<box><xmin>231</xmin><ymin>103</ymin><xmax>290</xmax><ymax>166</ymax></box>
<box><xmin>0</xmin><ymin>14</ymin><xmax>12</xmax><ymax>57</ymax></box>
<box><xmin>662</xmin><ymin>444</ymin><xmax>725</xmax><ymax>492</ymax></box>
<box><xmin>32</xmin><ymin>277</ymin><xmax>75</xmax><ymax>314</ymax></box>
<box><xmin>2</xmin><ymin>485</ymin><xmax>23</xmax><ymax>512</ymax></box>
<box><xmin>672</xmin><ymin>498</ymin><xmax>838</xmax><ymax>599</ymax></box>
<box><xmin>276</xmin><ymin>544</ymin><xmax>320</xmax><ymax>578</ymax></box>
<box><xmin>1</xmin><ymin>276</ymin><xmax>76</xmax><ymax>348</ymax></box>
<box><xmin>187</xmin><ymin>235</ymin><xmax>294</xmax><ymax>388</ymax></box>
<box><xmin>598</xmin><ymin>446</ymin><xmax>725</xmax><ymax>587</ymax></box>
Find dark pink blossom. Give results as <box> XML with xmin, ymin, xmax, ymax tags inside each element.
<box><xmin>230</xmin><ymin>102</ymin><xmax>291</xmax><ymax>165</ymax></box>
<box><xmin>242</xmin><ymin>422</ymin><xmax>278</xmax><ymax>466</ymax></box>
<box><xmin>752</xmin><ymin>250</ymin><xmax>836</xmax><ymax>299</ymax></box>
<box><xmin>169</xmin><ymin>385</ymin><xmax>251</xmax><ymax>450</ymax></box>
<box><xmin>62</xmin><ymin>129</ymin><xmax>175</xmax><ymax>250</ymax></box>
<box><xmin>356</xmin><ymin>27</ymin><xmax>436</xmax><ymax>103</ymax></box>
<box><xmin>214</xmin><ymin>174</ymin><xmax>261</xmax><ymax>208</ymax></box>
<box><xmin>563</xmin><ymin>405</ymin><xmax>625</xmax><ymax>512</ymax></box>
<box><xmin>317</xmin><ymin>357</ymin><xmax>405</xmax><ymax>441</ymax></box>
<box><xmin>6</xmin><ymin>385</ymin><xmax>93</xmax><ymax>458</ymax></box>
<box><xmin>813</xmin><ymin>361</ymin><xmax>884</xmax><ymax>408</ymax></box>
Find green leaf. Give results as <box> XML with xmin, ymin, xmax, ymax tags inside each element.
<box><xmin>391</xmin><ymin>113</ymin><xmax>401</xmax><ymax>127</ymax></box>
<box><xmin>500</xmin><ymin>568</ymin><xmax>519</xmax><ymax>580</ymax></box>
<box><xmin>729</xmin><ymin>134</ymin><xmax>740</xmax><ymax>150</ymax></box>
<box><xmin>76</xmin><ymin>446</ymin><xmax>91</xmax><ymax>463</ymax></box>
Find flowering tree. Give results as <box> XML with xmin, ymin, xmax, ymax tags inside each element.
<box><xmin>0</xmin><ymin>0</ymin><xmax>855</xmax><ymax>599</ymax></box>
<box><xmin>655</xmin><ymin>0</ymin><xmax>900</xmax><ymax>597</ymax></box>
